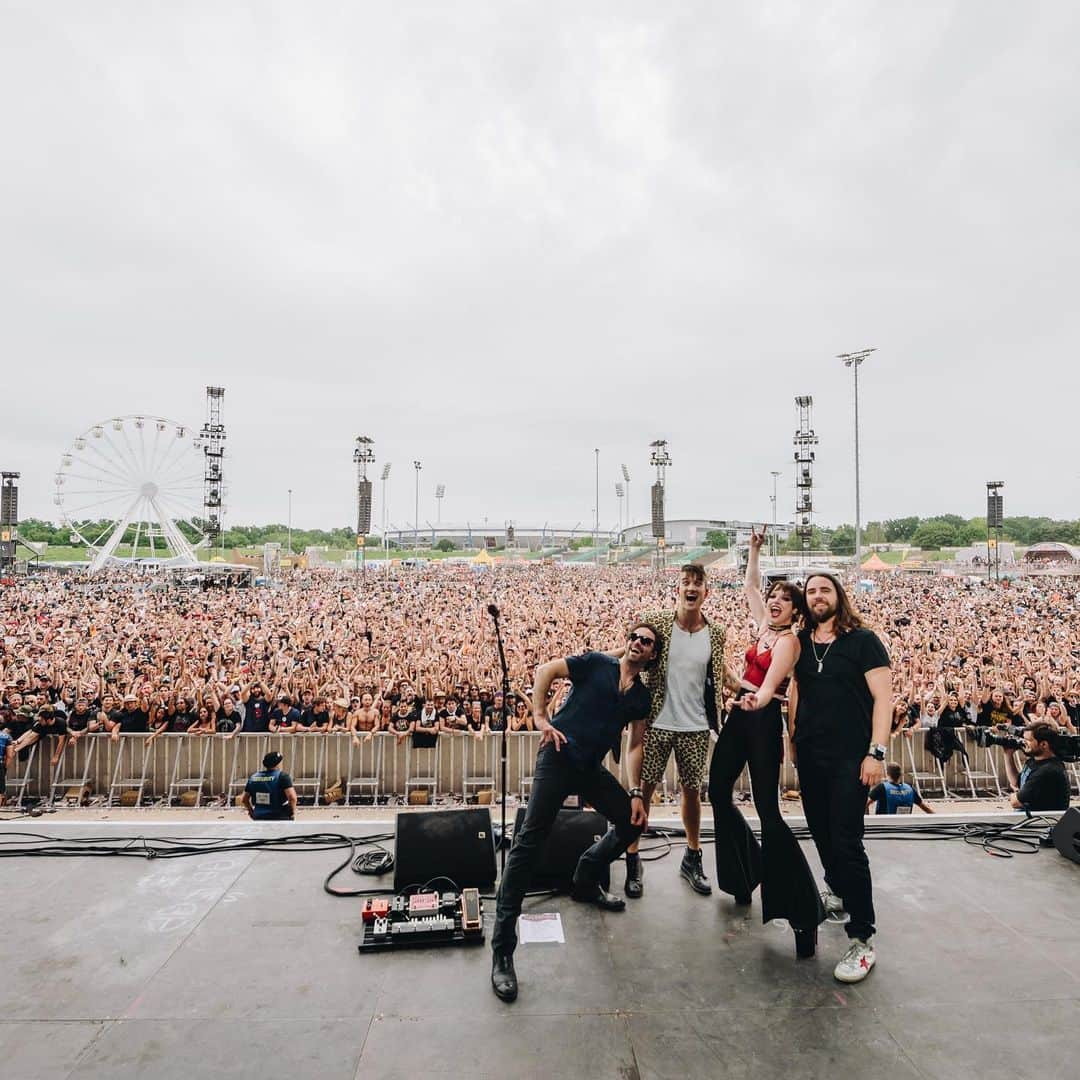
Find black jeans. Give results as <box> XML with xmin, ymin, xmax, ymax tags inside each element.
<box><xmin>796</xmin><ymin>743</ymin><xmax>876</xmax><ymax>941</ymax></box>
<box><xmin>708</xmin><ymin>702</ymin><xmax>824</xmax><ymax>931</ymax></box>
<box><xmin>492</xmin><ymin>746</ymin><xmax>642</xmax><ymax>956</ymax></box>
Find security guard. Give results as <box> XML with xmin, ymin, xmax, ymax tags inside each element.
<box><xmin>866</xmin><ymin>763</ymin><xmax>934</xmax><ymax>815</ymax></box>
<box><xmin>240</xmin><ymin>751</ymin><xmax>298</xmax><ymax>820</ymax></box>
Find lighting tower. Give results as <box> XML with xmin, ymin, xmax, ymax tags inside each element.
<box><xmin>838</xmin><ymin>348</ymin><xmax>875</xmax><ymax>569</ymax></box>
<box><xmin>0</xmin><ymin>472</ymin><xmax>19</xmax><ymax>574</ymax></box>
<box><xmin>615</xmin><ymin>482</ymin><xmax>624</xmax><ymax>538</ymax></box>
<box><xmin>986</xmin><ymin>481</ymin><xmax>1005</xmax><ymax>583</ymax></box>
<box><xmin>770</xmin><ymin>470</ymin><xmax>781</xmax><ymax>558</ymax></box>
<box><xmin>649</xmin><ymin>439</ymin><xmax>671</xmax><ymax>569</ymax></box>
<box><xmin>200</xmin><ymin>387</ymin><xmax>226</xmax><ymax>546</ymax></box>
<box><xmin>435</xmin><ymin>484</ymin><xmax>445</xmax><ymax>525</ymax></box>
<box><xmin>354</xmin><ymin>436</ymin><xmax>375</xmax><ymax>572</ymax></box>
<box><xmin>413</xmin><ymin>461</ymin><xmax>421</xmax><ymax>551</ymax></box>
<box><xmin>621</xmin><ymin>463</ymin><xmax>630</xmax><ymax>531</ymax></box>
<box><xmin>381</xmin><ymin>463</ymin><xmax>392</xmax><ymax>570</ymax></box>
<box><xmin>793</xmin><ymin>397</ymin><xmax>818</xmax><ymax>565</ymax></box>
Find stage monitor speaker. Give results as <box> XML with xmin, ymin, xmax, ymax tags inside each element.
<box><xmin>394</xmin><ymin>807</ymin><xmax>497</xmax><ymax>892</ymax></box>
<box><xmin>1051</xmin><ymin>807</ymin><xmax>1080</xmax><ymax>866</ymax></box>
<box><xmin>512</xmin><ymin>807</ymin><xmax>609</xmax><ymax>891</ymax></box>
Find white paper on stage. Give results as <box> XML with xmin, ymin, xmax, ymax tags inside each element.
<box><xmin>517</xmin><ymin>913</ymin><xmax>565</xmax><ymax>944</ymax></box>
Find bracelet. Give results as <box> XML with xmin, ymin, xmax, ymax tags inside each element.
<box><xmin>628</xmin><ymin>787</ymin><xmax>644</xmax><ymax>800</ymax></box>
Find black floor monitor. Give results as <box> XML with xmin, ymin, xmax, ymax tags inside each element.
<box><xmin>394</xmin><ymin>807</ymin><xmax>498</xmax><ymax>892</ymax></box>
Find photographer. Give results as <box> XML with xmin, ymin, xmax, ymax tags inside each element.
<box><xmin>1004</xmin><ymin>723</ymin><xmax>1071</xmax><ymax>812</ymax></box>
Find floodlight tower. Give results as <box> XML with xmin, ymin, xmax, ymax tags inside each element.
<box><xmin>0</xmin><ymin>472</ymin><xmax>19</xmax><ymax>574</ymax></box>
<box><xmin>621</xmin><ymin>463</ymin><xmax>631</xmax><ymax>531</ymax></box>
<box><xmin>615</xmin><ymin>482</ymin><xmax>625</xmax><ymax>538</ymax></box>
<box><xmin>986</xmin><ymin>481</ymin><xmax>1005</xmax><ymax>583</ymax></box>
<box><xmin>793</xmin><ymin>397</ymin><xmax>818</xmax><ymax>566</ymax></box>
<box><xmin>354</xmin><ymin>436</ymin><xmax>375</xmax><ymax>572</ymax></box>
<box><xmin>200</xmin><ymin>387</ymin><xmax>226</xmax><ymax>548</ymax></box>
<box><xmin>435</xmin><ymin>484</ymin><xmax>445</xmax><ymax>525</ymax></box>
<box><xmin>838</xmin><ymin>348</ymin><xmax>875</xmax><ymax>569</ymax></box>
<box><xmin>649</xmin><ymin>439</ymin><xmax>671</xmax><ymax>570</ymax></box>
<box><xmin>381</xmin><ymin>463</ymin><xmax>392</xmax><ymax>571</ymax></box>
<box><xmin>413</xmin><ymin>461</ymin><xmax>421</xmax><ymax>552</ymax></box>
<box><xmin>770</xmin><ymin>470</ymin><xmax>781</xmax><ymax>558</ymax></box>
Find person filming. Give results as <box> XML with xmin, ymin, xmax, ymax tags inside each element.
<box><xmin>1003</xmin><ymin>723</ymin><xmax>1070</xmax><ymax>812</ymax></box>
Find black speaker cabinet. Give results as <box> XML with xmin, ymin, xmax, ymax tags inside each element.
<box><xmin>1051</xmin><ymin>807</ymin><xmax>1080</xmax><ymax>866</ymax></box>
<box><xmin>394</xmin><ymin>807</ymin><xmax>497</xmax><ymax>891</ymax></box>
<box><xmin>512</xmin><ymin>807</ymin><xmax>610</xmax><ymax>891</ymax></box>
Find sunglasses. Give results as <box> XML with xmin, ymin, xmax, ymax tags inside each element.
<box><xmin>628</xmin><ymin>633</ymin><xmax>656</xmax><ymax>647</ymax></box>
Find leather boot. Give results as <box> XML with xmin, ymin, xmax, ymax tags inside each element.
<box><xmin>679</xmin><ymin>848</ymin><xmax>712</xmax><ymax>895</ymax></box>
<box><xmin>624</xmin><ymin>852</ymin><xmax>644</xmax><ymax>899</ymax></box>
<box><xmin>491</xmin><ymin>952</ymin><xmax>518</xmax><ymax>1002</ymax></box>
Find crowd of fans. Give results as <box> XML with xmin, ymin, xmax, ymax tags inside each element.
<box><xmin>1</xmin><ymin>565</ymin><xmax>1078</xmax><ymax>785</ymax></box>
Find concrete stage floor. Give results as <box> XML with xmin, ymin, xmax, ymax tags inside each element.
<box><xmin>2</xmin><ymin>816</ymin><xmax>1078</xmax><ymax>1080</ymax></box>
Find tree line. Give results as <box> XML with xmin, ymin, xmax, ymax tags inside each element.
<box><xmin>16</xmin><ymin>513</ymin><xmax>1080</xmax><ymax>556</ymax></box>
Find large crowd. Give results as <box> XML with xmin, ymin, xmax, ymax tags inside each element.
<box><xmin>1</xmin><ymin>564</ymin><xmax>1079</xmax><ymax>775</ymax></box>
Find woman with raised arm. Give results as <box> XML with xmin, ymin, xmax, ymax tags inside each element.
<box><xmin>707</xmin><ymin>525</ymin><xmax>825</xmax><ymax>958</ymax></box>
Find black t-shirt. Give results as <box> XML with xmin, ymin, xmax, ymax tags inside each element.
<box><xmin>170</xmin><ymin>710</ymin><xmax>200</xmax><ymax>733</ymax></box>
<box><xmin>113</xmin><ymin>707</ymin><xmax>150</xmax><ymax>733</ymax></box>
<box><xmin>32</xmin><ymin>717</ymin><xmax>69</xmax><ymax>739</ymax></box>
<box><xmin>67</xmin><ymin>708</ymin><xmax>96</xmax><ymax>732</ymax></box>
<box><xmin>552</xmin><ymin>652</ymin><xmax>650</xmax><ymax>770</ymax></box>
<box><xmin>266</xmin><ymin>707</ymin><xmax>298</xmax><ymax>732</ymax></box>
<box><xmin>297</xmin><ymin>708</ymin><xmax>329</xmax><ymax>730</ymax></box>
<box><xmin>246</xmin><ymin>696</ymin><xmax>270</xmax><ymax>727</ymax></box>
<box><xmin>938</xmin><ymin>706</ymin><xmax>968</xmax><ymax>730</ymax></box>
<box><xmin>1017</xmin><ymin>756</ymin><xmax>1071</xmax><ymax>811</ymax></box>
<box><xmin>794</xmin><ymin>628</ymin><xmax>891</xmax><ymax>759</ymax></box>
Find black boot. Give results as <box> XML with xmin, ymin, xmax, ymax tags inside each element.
<box><xmin>680</xmin><ymin>848</ymin><xmax>712</xmax><ymax>895</ymax></box>
<box><xmin>570</xmin><ymin>881</ymin><xmax>627</xmax><ymax>911</ymax></box>
<box><xmin>624</xmin><ymin>852</ymin><xmax>644</xmax><ymax>899</ymax></box>
<box><xmin>491</xmin><ymin>952</ymin><xmax>518</xmax><ymax>1003</ymax></box>
<box><xmin>794</xmin><ymin>927</ymin><xmax>817</xmax><ymax>959</ymax></box>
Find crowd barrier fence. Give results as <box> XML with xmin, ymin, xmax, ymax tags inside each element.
<box><xmin>8</xmin><ymin>728</ymin><xmax>1073</xmax><ymax>810</ymax></box>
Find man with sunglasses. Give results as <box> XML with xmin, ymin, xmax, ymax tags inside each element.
<box><xmin>491</xmin><ymin>622</ymin><xmax>663</xmax><ymax>1004</ymax></box>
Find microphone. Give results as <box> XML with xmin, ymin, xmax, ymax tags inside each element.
<box><xmin>487</xmin><ymin>604</ymin><xmax>500</xmax><ymax>619</ymax></box>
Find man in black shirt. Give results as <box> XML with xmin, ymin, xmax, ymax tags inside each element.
<box><xmin>106</xmin><ymin>694</ymin><xmax>151</xmax><ymax>739</ymax></box>
<box><xmin>790</xmin><ymin>573</ymin><xmax>892</xmax><ymax>985</ymax></box>
<box><xmin>490</xmin><ymin>623</ymin><xmax>661</xmax><ymax>1005</ymax></box>
<box><xmin>12</xmin><ymin>707</ymin><xmax>69</xmax><ymax>767</ymax></box>
<box><xmin>1006</xmin><ymin>724</ymin><xmax>1071</xmax><ymax>812</ymax></box>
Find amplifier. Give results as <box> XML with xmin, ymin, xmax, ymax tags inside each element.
<box><xmin>394</xmin><ymin>807</ymin><xmax>497</xmax><ymax>892</ymax></box>
<box><xmin>512</xmin><ymin>807</ymin><xmax>610</xmax><ymax>891</ymax></box>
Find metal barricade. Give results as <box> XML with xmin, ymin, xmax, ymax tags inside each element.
<box><xmin>106</xmin><ymin>734</ymin><xmax>153</xmax><ymax>806</ymax></box>
<box><xmin>345</xmin><ymin>733</ymin><xmax>385</xmax><ymax>803</ymax></box>
<box><xmin>462</xmin><ymin>733</ymin><xmax>497</xmax><ymax>799</ymax></box>
<box><xmin>7</xmin><ymin>742</ymin><xmax>39</xmax><ymax>808</ymax></box>
<box><xmin>166</xmin><ymin>735</ymin><xmax>212</xmax><ymax>806</ymax></box>
<box><xmin>49</xmin><ymin>735</ymin><xmax>98</xmax><ymax>805</ymax></box>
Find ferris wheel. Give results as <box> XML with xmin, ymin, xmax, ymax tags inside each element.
<box><xmin>54</xmin><ymin>415</ymin><xmax>211</xmax><ymax>573</ymax></box>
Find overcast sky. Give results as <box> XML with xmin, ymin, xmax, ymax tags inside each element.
<box><xmin>2</xmin><ymin>2</ymin><xmax>1078</xmax><ymax>535</ymax></box>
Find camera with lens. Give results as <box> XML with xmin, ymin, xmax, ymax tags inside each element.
<box><xmin>971</xmin><ymin>724</ymin><xmax>1025</xmax><ymax>752</ymax></box>
<box><xmin>972</xmin><ymin>724</ymin><xmax>1080</xmax><ymax>762</ymax></box>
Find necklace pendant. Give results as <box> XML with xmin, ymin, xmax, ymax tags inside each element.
<box><xmin>817</xmin><ymin>660</ymin><xmax>823</xmax><ymax>674</ymax></box>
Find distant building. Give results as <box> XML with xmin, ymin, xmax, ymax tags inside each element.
<box><xmin>1022</xmin><ymin>542</ymin><xmax>1080</xmax><ymax>566</ymax></box>
<box><xmin>953</xmin><ymin>542</ymin><xmax>1017</xmax><ymax>566</ymax></box>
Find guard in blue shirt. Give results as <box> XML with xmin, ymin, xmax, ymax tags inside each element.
<box><xmin>490</xmin><ymin>622</ymin><xmax>663</xmax><ymax>1004</ymax></box>
<box><xmin>241</xmin><ymin>752</ymin><xmax>297</xmax><ymax>820</ymax></box>
<box><xmin>867</xmin><ymin>763</ymin><xmax>934</xmax><ymax>815</ymax></box>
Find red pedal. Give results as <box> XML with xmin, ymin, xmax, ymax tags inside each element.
<box><xmin>362</xmin><ymin>898</ymin><xmax>391</xmax><ymax>923</ymax></box>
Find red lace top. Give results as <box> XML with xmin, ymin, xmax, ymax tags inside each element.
<box><xmin>743</xmin><ymin>637</ymin><xmax>791</xmax><ymax>696</ymax></box>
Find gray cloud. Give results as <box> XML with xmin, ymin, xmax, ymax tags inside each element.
<box><xmin>2</xmin><ymin>2</ymin><xmax>1077</xmax><ymax>534</ymax></box>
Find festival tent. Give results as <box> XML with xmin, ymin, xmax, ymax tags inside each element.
<box><xmin>860</xmin><ymin>552</ymin><xmax>893</xmax><ymax>571</ymax></box>
<box><xmin>472</xmin><ymin>548</ymin><xmax>494</xmax><ymax>565</ymax></box>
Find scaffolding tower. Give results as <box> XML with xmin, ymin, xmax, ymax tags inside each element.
<box><xmin>793</xmin><ymin>396</ymin><xmax>818</xmax><ymax>564</ymax></box>
<box><xmin>200</xmin><ymin>387</ymin><xmax>226</xmax><ymax>543</ymax></box>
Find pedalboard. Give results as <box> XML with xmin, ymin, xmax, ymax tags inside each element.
<box><xmin>359</xmin><ymin>887</ymin><xmax>485</xmax><ymax>953</ymax></box>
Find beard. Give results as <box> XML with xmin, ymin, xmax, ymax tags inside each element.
<box><xmin>810</xmin><ymin>600</ymin><xmax>838</xmax><ymax>625</ymax></box>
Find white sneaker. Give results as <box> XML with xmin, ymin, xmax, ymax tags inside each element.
<box><xmin>833</xmin><ymin>939</ymin><xmax>876</xmax><ymax>983</ymax></box>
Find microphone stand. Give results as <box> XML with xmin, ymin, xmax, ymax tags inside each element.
<box><xmin>489</xmin><ymin>606</ymin><xmax>512</xmax><ymax>876</ymax></box>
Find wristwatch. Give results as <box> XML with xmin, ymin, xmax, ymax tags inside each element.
<box><xmin>867</xmin><ymin>743</ymin><xmax>886</xmax><ymax>762</ymax></box>
<box><xmin>628</xmin><ymin>787</ymin><xmax>644</xmax><ymax>801</ymax></box>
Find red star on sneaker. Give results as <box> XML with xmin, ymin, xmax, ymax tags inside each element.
<box><xmin>859</xmin><ymin>956</ymin><xmax>871</xmax><ymax>969</ymax></box>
